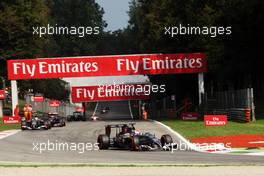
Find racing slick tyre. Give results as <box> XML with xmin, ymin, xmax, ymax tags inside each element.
<box><xmin>131</xmin><ymin>136</ymin><xmax>140</xmax><ymax>151</ymax></box>
<box><xmin>97</xmin><ymin>134</ymin><xmax>110</xmax><ymax>149</ymax></box>
<box><xmin>161</xmin><ymin>134</ymin><xmax>173</xmax><ymax>147</ymax></box>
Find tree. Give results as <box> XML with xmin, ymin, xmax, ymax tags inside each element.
<box><xmin>125</xmin><ymin>0</ymin><xmax>264</xmax><ymax>105</ymax></box>
<box><xmin>0</xmin><ymin>0</ymin><xmax>53</xmax><ymax>99</ymax></box>
<box><xmin>0</xmin><ymin>0</ymin><xmax>107</xmax><ymax>100</ymax></box>
<box><xmin>45</xmin><ymin>0</ymin><xmax>106</xmax><ymax>57</ymax></box>
<box><xmin>18</xmin><ymin>79</ymin><xmax>68</xmax><ymax>100</ymax></box>
<box><xmin>0</xmin><ymin>0</ymin><xmax>49</xmax><ymax>71</ymax></box>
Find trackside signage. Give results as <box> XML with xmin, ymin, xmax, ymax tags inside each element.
<box><xmin>204</xmin><ymin>115</ymin><xmax>227</xmax><ymax>126</ymax></box>
<box><xmin>181</xmin><ymin>112</ymin><xmax>199</xmax><ymax>120</ymax></box>
<box><xmin>0</xmin><ymin>90</ymin><xmax>5</xmax><ymax>100</ymax></box>
<box><xmin>49</xmin><ymin>101</ymin><xmax>60</xmax><ymax>107</ymax></box>
<box><xmin>75</xmin><ymin>107</ymin><xmax>84</xmax><ymax>112</ymax></box>
<box><xmin>71</xmin><ymin>84</ymin><xmax>150</xmax><ymax>102</ymax></box>
<box><xmin>7</xmin><ymin>53</ymin><xmax>207</xmax><ymax>80</ymax></box>
<box><xmin>33</xmin><ymin>96</ymin><xmax>44</xmax><ymax>102</ymax></box>
<box><xmin>2</xmin><ymin>116</ymin><xmax>21</xmax><ymax>124</ymax></box>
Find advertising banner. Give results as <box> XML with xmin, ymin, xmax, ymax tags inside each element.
<box><xmin>75</xmin><ymin>107</ymin><xmax>84</xmax><ymax>112</ymax></box>
<box><xmin>49</xmin><ymin>100</ymin><xmax>60</xmax><ymax>107</ymax></box>
<box><xmin>181</xmin><ymin>112</ymin><xmax>199</xmax><ymax>120</ymax></box>
<box><xmin>0</xmin><ymin>90</ymin><xmax>5</xmax><ymax>100</ymax></box>
<box><xmin>71</xmin><ymin>84</ymin><xmax>151</xmax><ymax>102</ymax></box>
<box><xmin>204</xmin><ymin>115</ymin><xmax>228</xmax><ymax>126</ymax></box>
<box><xmin>8</xmin><ymin>53</ymin><xmax>207</xmax><ymax>80</ymax></box>
<box><xmin>2</xmin><ymin>116</ymin><xmax>21</xmax><ymax>124</ymax></box>
<box><xmin>33</xmin><ymin>96</ymin><xmax>44</xmax><ymax>102</ymax></box>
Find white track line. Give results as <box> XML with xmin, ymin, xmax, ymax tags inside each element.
<box><xmin>245</xmin><ymin>152</ymin><xmax>264</xmax><ymax>156</ymax></box>
<box><xmin>128</xmin><ymin>100</ymin><xmax>134</xmax><ymax>120</ymax></box>
<box><xmin>152</xmin><ymin>120</ymin><xmax>198</xmax><ymax>151</ymax></box>
<box><xmin>249</xmin><ymin>141</ymin><xmax>264</xmax><ymax>144</ymax></box>
<box><xmin>0</xmin><ymin>130</ymin><xmax>20</xmax><ymax>140</ymax></box>
<box><xmin>152</xmin><ymin>120</ymin><xmax>233</xmax><ymax>153</ymax></box>
<box><xmin>92</xmin><ymin>102</ymin><xmax>99</xmax><ymax>117</ymax></box>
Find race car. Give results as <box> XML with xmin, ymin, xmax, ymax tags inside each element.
<box><xmin>21</xmin><ymin>112</ymin><xmax>51</xmax><ymax>130</ymax></box>
<box><xmin>67</xmin><ymin>111</ymin><xmax>86</xmax><ymax>121</ymax></box>
<box><xmin>100</xmin><ymin>107</ymin><xmax>110</xmax><ymax>114</ymax></box>
<box><xmin>89</xmin><ymin>116</ymin><xmax>101</xmax><ymax>121</ymax></box>
<box><xmin>97</xmin><ymin>123</ymin><xmax>175</xmax><ymax>151</ymax></box>
<box><xmin>48</xmin><ymin>112</ymin><xmax>66</xmax><ymax>127</ymax></box>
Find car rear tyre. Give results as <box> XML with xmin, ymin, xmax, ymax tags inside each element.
<box><xmin>161</xmin><ymin>134</ymin><xmax>173</xmax><ymax>147</ymax></box>
<box><xmin>97</xmin><ymin>135</ymin><xmax>110</xmax><ymax>149</ymax></box>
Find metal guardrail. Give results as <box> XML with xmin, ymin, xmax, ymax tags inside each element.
<box><xmin>28</xmin><ymin>98</ymin><xmax>76</xmax><ymax>117</ymax></box>
<box><xmin>203</xmin><ymin>88</ymin><xmax>255</xmax><ymax>122</ymax></box>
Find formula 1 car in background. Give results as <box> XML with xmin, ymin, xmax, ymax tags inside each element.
<box><xmin>48</xmin><ymin>112</ymin><xmax>66</xmax><ymax>127</ymax></box>
<box><xmin>90</xmin><ymin>116</ymin><xmax>101</xmax><ymax>121</ymax></box>
<box><xmin>21</xmin><ymin>112</ymin><xmax>51</xmax><ymax>130</ymax></box>
<box><xmin>67</xmin><ymin>111</ymin><xmax>86</xmax><ymax>121</ymax></box>
<box><xmin>100</xmin><ymin>107</ymin><xmax>110</xmax><ymax>114</ymax></box>
<box><xmin>97</xmin><ymin>123</ymin><xmax>175</xmax><ymax>151</ymax></box>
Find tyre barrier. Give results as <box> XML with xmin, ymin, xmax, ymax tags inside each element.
<box><xmin>208</xmin><ymin>108</ymin><xmax>251</xmax><ymax>123</ymax></box>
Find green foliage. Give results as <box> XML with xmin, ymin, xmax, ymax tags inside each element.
<box><xmin>18</xmin><ymin>79</ymin><xmax>68</xmax><ymax>100</ymax></box>
<box><xmin>0</xmin><ymin>0</ymin><xmax>49</xmax><ymax>61</ymax></box>
<box><xmin>1</xmin><ymin>0</ymin><xmax>263</xmax><ymax>101</ymax></box>
<box><xmin>127</xmin><ymin>0</ymin><xmax>264</xmax><ymax>95</ymax></box>
<box><xmin>0</xmin><ymin>0</ymin><xmax>106</xmax><ymax>100</ymax></box>
<box><xmin>45</xmin><ymin>0</ymin><xmax>106</xmax><ymax>57</ymax></box>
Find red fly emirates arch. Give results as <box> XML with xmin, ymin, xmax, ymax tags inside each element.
<box><xmin>7</xmin><ymin>53</ymin><xmax>207</xmax><ymax>114</ymax></box>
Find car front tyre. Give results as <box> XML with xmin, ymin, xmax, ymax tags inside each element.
<box><xmin>161</xmin><ymin>134</ymin><xmax>173</xmax><ymax>147</ymax></box>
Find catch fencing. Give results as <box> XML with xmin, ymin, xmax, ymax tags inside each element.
<box><xmin>26</xmin><ymin>95</ymin><xmax>76</xmax><ymax>117</ymax></box>
<box><xmin>149</xmin><ymin>88</ymin><xmax>255</xmax><ymax>122</ymax></box>
<box><xmin>202</xmin><ymin>88</ymin><xmax>255</xmax><ymax>122</ymax></box>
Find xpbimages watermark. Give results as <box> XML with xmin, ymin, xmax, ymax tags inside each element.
<box><xmin>32</xmin><ymin>24</ymin><xmax>100</xmax><ymax>37</ymax></box>
<box><xmin>164</xmin><ymin>24</ymin><xmax>232</xmax><ymax>38</ymax></box>
<box><xmin>32</xmin><ymin>140</ymin><xmax>99</xmax><ymax>154</ymax></box>
<box><xmin>97</xmin><ymin>82</ymin><xmax>166</xmax><ymax>96</ymax></box>
<box><xmin>170</xmin><ymin>141</ymin><xmax>232</xmax><ymax>153</ymax></box>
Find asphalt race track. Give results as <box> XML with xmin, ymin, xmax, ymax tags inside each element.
<box><xmin>0</xmin><ymin>101</ymin><xmax>264</xmax><ymax>164</ymax></box>
<box><xmin>94</xmin><ymin>101</ymin><xmax>133</xmax><ymax>120</ymax></box>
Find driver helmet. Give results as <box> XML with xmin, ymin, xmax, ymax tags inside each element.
<box><xmin>122</xmin><ymin>125</ymin><xmax>129</xmax><ymax>133</ymax></box>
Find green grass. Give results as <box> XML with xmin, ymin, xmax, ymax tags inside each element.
<box><xmin>0</xmin><ymin>99</ymin><xmax>24</xmax><ymax>131</ymax></box>
<box><xmin>159</xmin><ymin>119</ymin><xmax>264</xmax><ymax>139</ymax></box>
<box><xmin>0</xmin><ymin>118</ymin><xmax>20</xmax><ymax>131</ymax></box>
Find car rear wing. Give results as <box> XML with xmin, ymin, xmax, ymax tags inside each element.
<box><xmin>105</xmin><ymin>123</ymin><xmax>136</xmax><ymax>136</ymax></box>
<box><xmin>105</xmin><ymin>123</ymin><xmax>135</xmax><ymax>128</ymax></box>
